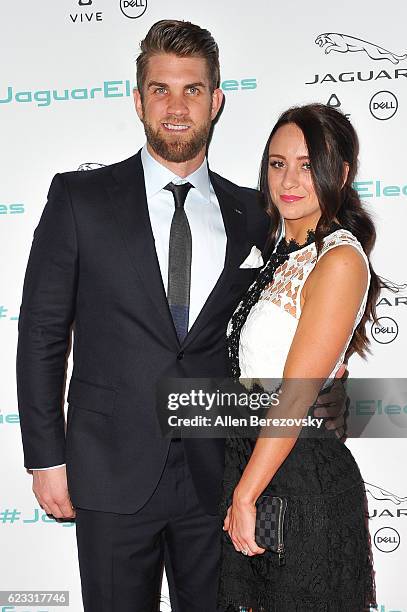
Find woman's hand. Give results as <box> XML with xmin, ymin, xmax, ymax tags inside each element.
<box><xmin>223</xmin><ymin>496</ymin><xmax>265</xmax><ymax>557</ymax></box>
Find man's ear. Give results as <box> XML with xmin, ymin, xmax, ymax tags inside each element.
<box><xmin>133</xmin><ymin>88</ymin><xmax>144</xmax><ymax>121</ymax></box>
<box><xmin>342</xmin><ymin>162</ymin><xmax>350</xmax><ymax>188</ymax></box>
<box><xmin>210</xmin><ymin>88</ymin><xmax>224</xmax><ymax>121</ymax></box>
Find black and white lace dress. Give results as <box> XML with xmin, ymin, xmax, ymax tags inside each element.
<box><xmin>217</xmin><ymin>227</ymin><xmax>377</xmax><ymax>612</ymax></box>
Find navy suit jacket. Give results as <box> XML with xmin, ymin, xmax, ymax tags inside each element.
<box><xmin>17</xmin><ymin>151</ymin><xmax>269</xmax><ymax>514</ymax></box>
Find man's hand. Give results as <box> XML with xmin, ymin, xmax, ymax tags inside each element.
<box><xmin>32</xmin><ymin>466</ymin><xmax>76</xmax><ymax>519</ymax></box>
<box><xmin>313</xmin><ymin>364</ymin><xmax>349</xmax><ymax>441</ymax></box>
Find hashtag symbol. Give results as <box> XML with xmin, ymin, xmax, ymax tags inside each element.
<box><xmin>0</xmin><ymin>508</ymin><xmax>21</xmax><ymax>523</ymax></box>
<box><xmin>0</xmin><ymin>305</ymin><xmax>8</xmax><ymax>319</ymax></box>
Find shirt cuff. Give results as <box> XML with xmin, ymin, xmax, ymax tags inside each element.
<box><xmin>30</xmin><ymin>464</ymin><xmax>66</xmax><ymax>470</ymax></box>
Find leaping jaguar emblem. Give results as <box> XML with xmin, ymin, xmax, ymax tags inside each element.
<box><xmin>365</xmin><ymin>482</ymin><xmax>407</xmax><ymax>505</ymax></box>
<box><xmin>315</xmin><ymin>33</ymin><xmax>407</xmax><ymax>64</ymax></box>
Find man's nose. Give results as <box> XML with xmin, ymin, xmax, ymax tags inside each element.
<box><xmin>166</xmin><ymin>92</ymin><xmax>189</xmax><ymax>116</ymax></box>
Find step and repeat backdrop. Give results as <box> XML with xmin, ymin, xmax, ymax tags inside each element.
<box><xmin>1</xmin><ymin>0</ymin><xmax>406</xmax><ymax>610</ymax></box>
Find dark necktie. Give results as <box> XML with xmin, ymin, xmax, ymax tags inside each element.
<box><xmin>164</xmin><ymin>181</ymin><xmax>193</xmax><ymax>342</ymax></box>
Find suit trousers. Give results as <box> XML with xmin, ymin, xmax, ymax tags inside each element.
<box><xmin>75</xmin><ymin>439</ymin><xmax>222</xmax><ymax>612</ymax></box>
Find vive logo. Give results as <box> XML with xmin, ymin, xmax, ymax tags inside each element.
<box><xmin>315</xmin><ymin>33</ymin><xmax>407</xmax><ymax>64</ymax></box>
<box><xmin>70</xmin><ymin>0</ymin><xmax>103</xmax><ymax>23</ymax></box>
<box><xmin>327</xmin><ymin>93</ymin><xmax>341</xmax><ymax>107</ymax></box>
<box><xmin>326</xmin><ymin>93</ymin><xmax>351</xmax><ymax>118</ymax></box>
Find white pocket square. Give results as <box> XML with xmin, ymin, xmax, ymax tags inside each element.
<box><xmin>239</xmin><ymin>245</ymin><xmax>264</xmax><ymax>269</ymax></box>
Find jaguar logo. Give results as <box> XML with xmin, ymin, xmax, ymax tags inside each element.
<box><xmin>365</xmin><ymin>482</ymin><xmax>407</xmax><ymax>505</ymax></box>
<box><xmin>365</xmin><ymin>482</ymin><xmax>407</xmax><ymax>519</ymax></box>
<box><xmin>315</xmin><ymin>33</ymin><xmax>407</xmax><ymax>65</ymax></box>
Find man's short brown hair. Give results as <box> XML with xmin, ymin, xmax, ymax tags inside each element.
<box><xmin>136</xmin><ymin>20</ymin><xmax>220</xmax><ymax>98</ymax></box>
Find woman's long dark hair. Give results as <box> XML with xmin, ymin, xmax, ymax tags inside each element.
<box><xmin>259</xmin><ymin>103</ymin><xmax>381</xmax><ymax>359</ymax></box>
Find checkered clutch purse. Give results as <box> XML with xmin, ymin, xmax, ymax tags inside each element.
<box><xmin>255</xmin><ymin>495</ymin><xmax>287</xmax><ymax>565</ymax></box>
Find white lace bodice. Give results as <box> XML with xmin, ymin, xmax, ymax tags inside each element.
<box><xmin>227</xmin><ymin>229</ymin><xmax>370</xmax><ymax>380</ymax></box>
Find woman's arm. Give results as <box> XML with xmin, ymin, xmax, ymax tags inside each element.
<box><xmin>225</xmin><ymin>245</ymin><xmax>369</xmax><ymax>555</ymax></box>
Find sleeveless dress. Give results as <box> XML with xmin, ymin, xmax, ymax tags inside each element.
<box><xmin>217</xmin><ymin>227</ymin><xmax>377</xmax><ymax>612</ymax></box>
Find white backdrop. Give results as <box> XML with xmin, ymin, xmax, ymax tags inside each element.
<box><xmin>1</xmin><ymin>1</ymin><xmax>406</xmax><ymax>610</ymax></box>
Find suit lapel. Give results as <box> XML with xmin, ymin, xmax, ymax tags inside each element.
<box><xmin>106</xmin><ymin>152</ymin><xmax>179</xmax><ymax>345</ymax></box>
<box><xmin>181</xmin><ymin>171</ymin><xmax>247</xmax><ymax>349</ymax></box>
<box><xmin>106</xmin><ymin>154</ymin><xmax>249</xmax><ymax>350</ymax></box>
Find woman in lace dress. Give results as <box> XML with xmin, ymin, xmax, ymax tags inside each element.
<box><xmin>218</xmin><ymin>104</ymin><xmax>379</xmax><ymax>612</ymax></box>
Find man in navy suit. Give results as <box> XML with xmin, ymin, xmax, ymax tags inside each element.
<box><xmin>17</xmin><ymin>20</ymin><xmax>344</xmax><ymax>612</ymax></box>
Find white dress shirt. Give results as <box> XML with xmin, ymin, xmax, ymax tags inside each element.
<box><xmin>32</xmin><ymin>145</ymin><xmax>226</xmax><ymax>470</ymax></box>
<box><xmin>141</xmin><ymin>144</ymin><xmax>226</xmax><ymax>328</ymax></box>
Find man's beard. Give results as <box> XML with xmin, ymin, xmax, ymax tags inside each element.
<box><xmin>143</xmin><ymin>116</ymin><xmax>212</xmax><ymax>163</ymax></box>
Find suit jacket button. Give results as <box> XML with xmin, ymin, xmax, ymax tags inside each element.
<box><xmin>177</xmin><ymin>351</ymin><xmax>184</xmax><ymax>360</ymax></box>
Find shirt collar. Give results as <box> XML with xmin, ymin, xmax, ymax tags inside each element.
<box><xmin>141</xmin><ymin>144</ymin><xmax>210</xmax><ymax>202</ymax></box>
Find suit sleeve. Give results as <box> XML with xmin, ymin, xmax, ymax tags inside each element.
<box><xmin>17</xmin><ymin>173</ymin><xmax>78</xmax><ymax>469</ymax></box>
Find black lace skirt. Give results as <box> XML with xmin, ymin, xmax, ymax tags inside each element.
<box><xmin>218</xmin><ymin>437</ymin><xmax>377</xmax><ymax>612</ymax></box>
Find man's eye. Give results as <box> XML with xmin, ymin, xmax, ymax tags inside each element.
<box><xmin>187</xmin><ymin>87</ymin><xmax>199</xmax><ymax>94</ymax></box>
<box><xmin>303</xmin><ymin>162</ymin><xmax>311</xmax><ymax>171</ymax></box>
<box><xmin>154</xmin><ymin>87</ymin><xmax>167</xmax><ymax>94</ymax></box>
